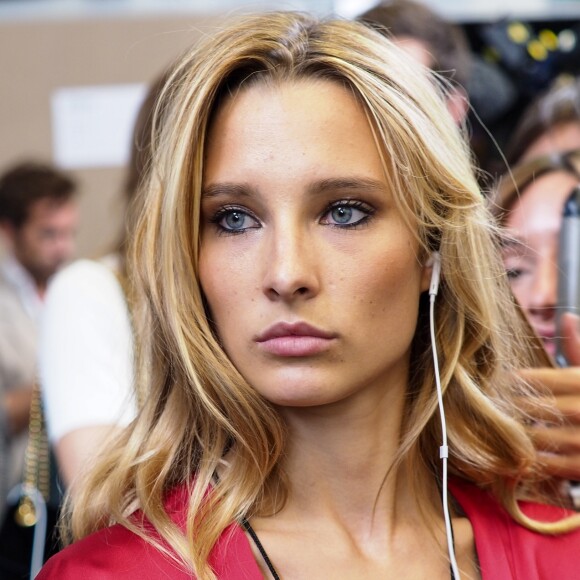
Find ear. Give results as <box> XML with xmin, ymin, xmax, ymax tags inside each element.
<box><xmin>421</xmin><ymin>252</ymin><xmax>442</xmax><ymax>295</ymax></box>
<box><xmin>445</xmin><ymin>86</ymin><xmax>469</xmax><ymax>126</ymax></box>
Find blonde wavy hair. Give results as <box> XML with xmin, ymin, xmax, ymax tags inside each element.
<box><xmin>65</xmin><ymin>12</ymin><xmax>580</xmax><ymax>579</ymax></box>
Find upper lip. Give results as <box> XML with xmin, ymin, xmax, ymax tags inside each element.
<box><xmin>255</xmin><ymin>322</ymin><xmax>337</xmax><ymax>342</ymax></box>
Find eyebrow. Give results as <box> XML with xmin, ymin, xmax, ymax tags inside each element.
<box><xmin>201</xmin><ymin>182</ymin><xmax>255</xmax><ymax>199</ymax></box>
<box><xmin>201</xmin><ymin>176</ymin><xmax>386</xmax><ymax>199</ymax></box>
<box><xmin>307</xmin><ymin>177</ymin><xmax>386</xmax><ymax>196</ymax></box>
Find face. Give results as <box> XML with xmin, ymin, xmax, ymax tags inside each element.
<box><xmin>502</xmin><ymin>171</ymin><xmax>578</xmax><ymax>357</ymax></box>
<box><xmin>10</xmin><ymin>197</ymin><xmax>78</xmax><ymax>285</ymax></box>
<box><xmin>199</xmin><ymin>80</ymin><xmax>430</xmax><ymax>410</ymax></box>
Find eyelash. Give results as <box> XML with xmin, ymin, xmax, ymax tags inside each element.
<box><xmin>208</xmin><ymin>198</ymin><xmax>375</xmax><ymax>236</ymax></box>
<box><xmin>320</xmin><ymin>199</ymin><xmax>375</xmax><ymax>229</ymax></box>
<box><xmin>505</xmin><ymin>268</ymin><xmax>524</xmax><ymax>280</ymax></box>
<box><xmin>209</xmin><ymin>205</ymin><xmax>260</xmax><ymax>236</ymax></box>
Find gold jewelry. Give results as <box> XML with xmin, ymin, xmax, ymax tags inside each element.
<box><xmin>14</xmin><ymin>380</ymin><xmax>49</xmax><ymax>527</ymax></box>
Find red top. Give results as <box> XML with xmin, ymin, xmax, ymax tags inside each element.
<box><xmin>37</xmin><ymin>484</ymin><xmax>261</xmax><ymax>580</ymax></box>
<box><xmin>448</xmin><ymin>479</ymin><xmax>580</xmax><ymax>579</ymax></box>
<box><xmin>38</xmin><ymin>479</ymin><xmax>580</xmax><ymax>579</ymax></box>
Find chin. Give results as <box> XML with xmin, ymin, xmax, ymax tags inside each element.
<box><xmin>257</xmin><ymin>382</ymin><xmax>343</xmax><ymax>409</ymax></box>
<box><xmin>267</xmin><ymin>391</ymin><xmax>332</xmax><ymax>409</ymax></box>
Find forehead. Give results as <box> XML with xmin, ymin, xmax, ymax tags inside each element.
<box><xmin>24</xmin><ymin>197</ymin><xmax>77</xmax><ymax>227</ymax></box>
<box><xmin>521</xmin><ymin>122</ymin><xmax>580</xmax><ymax>162</ymax></box>
<box><xmin>204</xmin><ymin>79</ymin><xmax>386</xmax><ymax>186</ymax></box>
<box><xmin>209</xmin><ymin>78</ymin><xmax>365</xmax><ymax>138</ymax></box>
<box><xmin>505</xmin><ymin>171</ymin><xmax>578</xmax><ymax>234</ymax></box>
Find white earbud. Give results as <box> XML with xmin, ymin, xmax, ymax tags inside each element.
<box><xmin>428</xmin><ymin>251</ymin><xmax>442</xmax><ymax>297</ymax></box>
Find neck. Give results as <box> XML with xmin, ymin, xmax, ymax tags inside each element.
<box><xmin>25</xmin><ymin>268</ymin><xmax>47</xmax><ymax>298</ymax></box>
<box><xmin>33</xmin><ymin>278</ymin><xmax>47</xmax><ymax>297</ymax></box>
<box><xmin>247</xmin><ymin>377</ymin><xmax>465</xmax><ymax>579</ymax></box>
<box><xmin>277</xmin><ymin>380</ymin><xmax>421</xmax><ymax>533</ymax></box>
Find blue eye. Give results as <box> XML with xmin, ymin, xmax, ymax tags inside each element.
<box><xmin>212</xmin><ymin>207</ymin><xmax>260</xmax><ymax>234</ymax></box>
<box><xmin>331</xmin><ymin>206</ymin><xmax>354</xmax><ymax>224</ymax></box>
<box><xmin>224</xmin><ymin>210</ymin><xmax>247</xmax><ymax>230</ymax></box>
<box><xmin>322</xmin><ymin>201</ymin><xmax>373</xmax><ymax>227</ymax></box>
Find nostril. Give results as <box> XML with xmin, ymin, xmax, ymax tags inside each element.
<box><xmin>267</xmin><ymin>287</ymin><xmax>281</xmax><ymax>299</ymax></box>
<box><xmin>265</xmin><ymin>285</ymin><xmax>311</xmax><ymax>301</ymax></box>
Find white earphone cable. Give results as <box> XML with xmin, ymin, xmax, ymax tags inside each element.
<box><xmin>428</xmin><ymin>253</ymin><xmax>461</xmax><ymax>579</ymax></box>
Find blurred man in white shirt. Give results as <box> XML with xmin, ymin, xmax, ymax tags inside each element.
<box><xmin>0</xmin><ymin>162</ymin><xmax>78</xmax><ymax>519</ymax></box>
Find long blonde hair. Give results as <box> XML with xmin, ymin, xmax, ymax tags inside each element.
<box><xmin>67</xmin><ymin>12</ymin><xmax>580</xmax><ymax>578</ymax></box>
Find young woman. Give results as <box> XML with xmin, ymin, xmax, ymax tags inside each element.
<box><xmin>494</xmin><ymin>150</ymin><xmax>580</xmax><ymax>493</ymax></box>
<box><xmin>39</xmin><ymin>12</ymin><xmax>580</xmax><ymax>579</ymax></box>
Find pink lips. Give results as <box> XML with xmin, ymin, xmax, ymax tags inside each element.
<box><xmin>535</xmin><ymin>326</ymin><xmax>556</xmax><ymax>357</ymax></box>
<box><xmin>255</xmin><ymin>322</ymin><xmax>337</xmax><ymax>357</ymax></box>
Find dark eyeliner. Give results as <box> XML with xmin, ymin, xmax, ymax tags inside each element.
<box><xmin>321</xmin><ymin>199</ymin><xmax>375</xmax><ymax>228</ymax></box>
<box><xmin>209</xmin><ymin>205</ymin><xmax>259</xmax><ymax>236</ymax></box>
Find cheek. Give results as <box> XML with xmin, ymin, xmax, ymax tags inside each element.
<box><xmin>345</xmin><ymin>246</ymin><xmax>423</xmax><ymax>325</ymax></box>
<box><xmin>199</xmin><ymin>251</ymin><xmax>225</xmax><ymax>317</ymax></box>
<box><xmin>198</xmin><ymin>246</ymin><xmax>250</xmax><ymax>340</ymax></box>
<box><xmin>508</xmin><ymin>278</ymin><xmax>529</xmax><ymax>308</ymax></box>
<box><xmin>26</xmin><ymin>239</ymin><xmax>44</xmax><ymax>261</ymax></box>
<box><xmin>341</xmin><ymin>260</ymin><xmax>423</xmax><ymax>371</ymax></box>
<box><xmin>367</xmin><ymin>237</ymin><xmax>422</xmax><ymax>287</ymax></box>
<box><xmin>16</xmin><ymin>228</ymin><xmax>34</xmax><ymax>250</ymax></box>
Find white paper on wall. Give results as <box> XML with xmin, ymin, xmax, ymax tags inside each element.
<box><xmin>51</xmin><ymin>84</ymin><xmax>147</xmax><ymax>169</ymax></box>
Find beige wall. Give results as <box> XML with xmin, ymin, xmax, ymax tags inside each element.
<box><xmin>0</xmin><ymin>12</ymin><xmax>223</xmax><ymax>257</ymax></box>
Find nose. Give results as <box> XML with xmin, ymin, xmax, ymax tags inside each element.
<box><xmin>527</xmin><ymin>255</ymin><xmax>557</xmax><ymax>321</ymax></box>
<box><xmin>262</xmin><ymin>224</ymin><xmax>320</xmax><ymax>302</ymax></box>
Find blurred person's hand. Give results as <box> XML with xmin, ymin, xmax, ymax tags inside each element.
<box><xmin>521</xmin><ymin>312</ymin><xmax>580</xmax><ymax>482</ymax></box>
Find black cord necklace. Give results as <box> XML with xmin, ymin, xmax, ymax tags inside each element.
<box><xmin>241</xmin><ymin>517</ymin><xmax>281</xmax><ymax>580</ymax></box>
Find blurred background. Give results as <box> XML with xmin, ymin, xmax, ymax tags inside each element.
<box><xmin>1</xmin><ymin>0</ymin><xmax>579</xmax><ymax>258</ymax></box>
